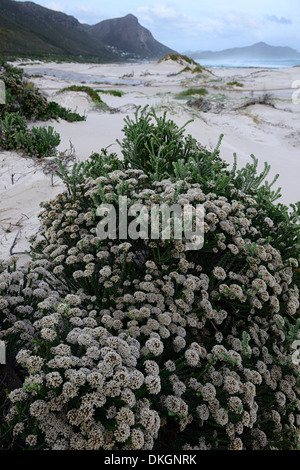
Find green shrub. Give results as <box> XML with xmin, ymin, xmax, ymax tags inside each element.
<box><xmin>227</xmin><ymin>81</ymin><xmax>244</xmax><ymax>87</ymax></box>
<box><xmin>20</xmin><ymin>88</ymin><xmax>49</xmax><ymax>119</ymax></box>
<box><xmin>44</xmin><ymin>101</ymin><xmax>86</xmax><ymax>122</ymax></box>
<box><xmin>0</xmin><ymin>111</ymin><xmax>61</xmax><ymax>158</ymax></box>
<box><xmin>117</xmin><ymin>105</ymin><xmax>223</xmax><ymax>183</ymax></box>
<box><xmin>0</xmin><ymin>62</ymin><xmax>85</xmax><ymax>122</ymax></box>
<box><xmin>0</xmin><ymin>62</ymin><xmax>85</xmax><ymax>158</ymax></box>
<box><xmin>0</xmin><ymin>112</ymin><xmax>27</xmax><ymax>149</ymax></box>
<box><xmin>16</xmin><ymin>126</ymin><xmax>61</xmax><ymax>158</ymax></box>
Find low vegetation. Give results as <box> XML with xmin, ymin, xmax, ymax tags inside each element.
<box><xmin>227</xmin><ymin>81</ymin><xmax>244</xmax><ymax>87</ymax></box>
<box><xmin>95</xmin><ymin>89</ymin><xmax>124</xmax><ymax>98</ymax></box>
<box><xmin>0</xmin><ymin>61</ymin><xmax>85</xmax><ymax>158</ymax></box>
<box><xmin>159</xmin><ymin>53</ymin><xmax>199</xmax><ymax>66</ymax></box>
<box><xmin>176</xmin><ymin>88</ymin><xmax>209</xmax><ymax>99</ymax></box>
<box><xmin>236</xmin><ymin>93</ymin><xmax>276</xmax><ymax>111</ymax></box>
<box><xmin>59</xmin><ymin>85</ymin><xmax>109</xmax><ymax>108</ymax></box>
<box><xmin>0</xmin><ymin>61</ymin><xmax>86</xmax><ymax>122</ymax></box>
<box><xmin>0</xmin><ymin>111</ymin><xmax>60</xmax><ymax>158</ymax></box>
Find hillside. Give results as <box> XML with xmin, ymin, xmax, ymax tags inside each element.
<box><xmin>0</xmin><ymin>0</ymin><xmax>118</xmax><ymax>61</ymax></box>
<box><xmin>0</xmin><ymin>1</ymin><xmax>174</xmax><ymax>61</ymax></box>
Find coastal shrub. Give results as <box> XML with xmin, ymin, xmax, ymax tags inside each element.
<box><xmin>0</xmin><ymin>108</ymin><xmax>299</xmax><ymax>450</ymax></box>
<box><xmin>16</xmin><ymin>126</ymin><xmax>61</xmax><ymax>158</ymax></box>
<box><xmin>0</xmin><ymin>112</ymin><xmax>27</xmax><ymax>150</ymax></box>
<box><xmin>227</xmin><ymin>81</ymin><xmax>244</xmax><ymax>88</ymax></box>
<box><xmin>0</xmin><ymin>111</ymin><xmax>60</xmax><ymax>158</ymax></box>
<box><xmin>20</xmin><ymin>88</ymin><xmax>49</xmax><ymax>119</ymax></box>
<box><xmin>38</xmin><ymin>101</ymin><xmax>86</xmax><ymax>123</ymax></box>
<box><xmin>0</xmin><ymin>62</ymin><xmax>85</xmax><ymax>158</ymax></box>
<box><xmin>117</xmin><ymin>106</ymin><xmax>225</xmax><ymax>183</ymax></box>
<box><xmin>0</xmin><ymin>62</ymin><xmax>85</xmax><ymax>122</ymax></box>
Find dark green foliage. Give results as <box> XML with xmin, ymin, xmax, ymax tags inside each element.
<box><xmin>82</xmin><ymin>149</ymin><xmax>123</xmax><ymax>179</ymax></box>
<box><xmin>0</xmin><ymin>62</ymin><xmax>85</xmax><ymax>158</ymax></box>
<box><xmin>19</xmin><ymin>87</ymin><xmax>49</xmax><ymax>119</ymax></box>
<box><xmin>95</xmin><ymin>89</ymin><xmax>124</xmax><ymax>97</ymax></box>
<box><xmin>55</xmin><ymin>158</ymin><xmax>86</xmax><ymax>203</ymax></box>
<box><xmin>227</xmin><ymin>81</ymin><xmax>244</xmax><ymax>87</ymax></box>
<box><xmin>43</xmin><ymin>101</ymin><xmax>86</xmax><ymax>122</ymax></box>
<box><xmin>233</xmin><ymin>154</ymin><xmax>281</xmax><ymax>201</ymax></box>
<box><xmin>16</xmin><ymin>125</ymin><xmax>61</xmax><ymax>158</ymax></box>
<box><xmin>0</xmin><ymin>62</ymin><xmax>85</xmax><ymax>122</ymax></box>
<box><xmin>55</xmin><ymin>150</ymin><xmax>123</xmax><ymax>203</ymax></box>
<box><xmin>117</xmin><ymin>106</ymin><xmax>227</xmax><ymax>185</ymax></box>
<box><xmin>0</xmin><ymin>111</ymin><xmax>60</xmax><ymax>158</ymax></box>
<box><xmin>117</xmin><ymin>106</ymin><xmax>196</xmax><ymax>181</ymax></box>
<box><xmin>0</xmin><ymin>111</ymin><xmax>27</xmax><ymax>149</ymax></box>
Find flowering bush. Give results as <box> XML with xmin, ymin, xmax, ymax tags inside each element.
<box><xmin>0</xmin><ymin>107</ymin><xmax>299</xmax><ymax>450</ymax></box>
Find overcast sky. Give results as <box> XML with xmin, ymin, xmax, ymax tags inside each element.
<box><xmin>18</xmin><ymin>0</ymin><xmax>300</xmax><ymax>52</ymax></box>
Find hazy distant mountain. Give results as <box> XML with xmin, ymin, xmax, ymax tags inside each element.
<box><xmin>187</xmin><ymin>42</ymin><xmax>300</xmax><ymax>61</ymax></box>
<box><xmin>83</xmin><ymin>14</ymin><xmax>175</xmax><ymax>59</ymax></box>
<box><xmin>0</xmin><ymin>0</ymin><xmax>174</xmax><ymax>61</ymax></box>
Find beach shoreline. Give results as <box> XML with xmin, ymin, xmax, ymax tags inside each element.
<box><xmin>1</xmin><ymin>58</ymin><xmax>299</xmax><ymax>262</ymax></box>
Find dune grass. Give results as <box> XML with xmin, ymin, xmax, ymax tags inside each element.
<box><xmin>59</xmin><ymin>85</ymin><xmax>109</xmax><ymax>108</ymax></box>
<box><xmin>176</xmin><ymin>88</ymin><xmax>208</xmax><ymax>99</ymax></box>
<box><xmin>95</xmin><ymin>89</ymin><xmax>124</xmax><ymax>97</ymax></box>
<box><xmin>227</xmin><ymin>81</ymin><xmax>244</xmax><ymax>87</ymax></box>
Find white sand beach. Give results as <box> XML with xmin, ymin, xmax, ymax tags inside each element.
<box><xmin>0</xmin><ymin>58</ymin><xmax>299</xmax><ymax>261</ymax></box>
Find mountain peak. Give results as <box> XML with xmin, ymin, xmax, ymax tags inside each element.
<box><xmin>84</xmin><ymin>14</ymin><xmax>175</xmax><ymax>59</ymax></box>
<box><xmin>123</xmin><ymin>14</ymin><xmax>138</xmax><ymax>22</ymax></box>
<box><xmin>253</xmin><ymin>41</ymin><xmax>268</xmax><ymax>46</ymax></box>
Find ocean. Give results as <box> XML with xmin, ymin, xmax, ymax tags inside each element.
<box><xmin>195</xmin><ymin>58</ymin><xmax>300</xmax><ymax>69</ymax></box>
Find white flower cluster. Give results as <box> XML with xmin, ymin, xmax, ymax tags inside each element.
<box><xmin>1</xmin><ymin>165</ymin><xmax>299</xmax><ymax>451</ymax></box>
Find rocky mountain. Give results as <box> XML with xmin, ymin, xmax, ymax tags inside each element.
<box><xmin>0</xmin><ymin>0</ymin><xmax>174</xmax><ymax>61</ymax></box>
<box><xmin>82</xmin><ymin>14</ymin><xmax>175</xmax><ymax>59</ymax></box>
<box><xmin>188</xmin><ymin>42</ymin><xmax>300</xmax><ymax>61</ymax></box>
<box><xmin>0</xmin><ymin>0</ymin><xmax>115</xmax><ymax>60</ymax></box>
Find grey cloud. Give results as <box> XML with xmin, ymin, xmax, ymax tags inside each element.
<box><xmin>266</xmin><ymin>15</ymin><xmax>292</xmax><ymax>24</ymax></box>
